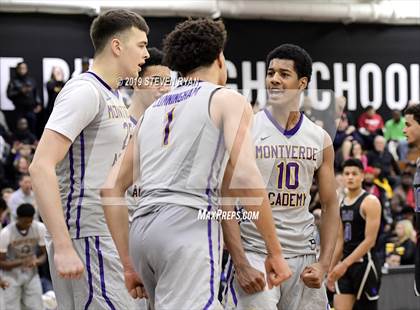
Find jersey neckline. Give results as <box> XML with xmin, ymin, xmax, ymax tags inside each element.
<box><xmin>263</xmin><ymin>108</ymin><xmax>304</xmax><ymax>138</ymax></box>
<box><xmin>86</xmin><ymin>71</ymin><xmax>120</xmax><ymax>99</ymax></box>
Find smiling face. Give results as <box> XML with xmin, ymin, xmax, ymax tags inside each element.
<box><xmin>116</xmin><ymin>27</ymin><xmax>150</xmax><ymax>80</ymax></box>
<box><xmin>265</xmin><ymin>58</ymin><xmax>307</xmax><ymax>106</ymax></box>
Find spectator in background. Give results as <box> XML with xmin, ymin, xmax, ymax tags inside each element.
<box><xmin>357</xmin><ymin>105</ymin><xmax>384</xmax><ymax>149</ymax></box>
<box><xmin>6</xmin><ymin>62</ymin><xmax>42</xmax><ymax>133</ymax></box>
<box><xmin>394</xmin><ymin>171</ymin><xmax>415</xmax><ymax>209</ymax></box>
<box><xmin>367</xmin><ymin>135</ymin><xmax>401</xmax><ymax>186</ymax></box>
<box><xmin>363</xmin><ymin>166</ymin><xmax>388</xmax><ymax>206</ymax></box>
<box><xmin>45</xmin><ymin>66</ymin><xmax>66</xmax><ymax>118</ymax></box>
<box><xmin>11</xmin><ymin>118</ymin><xmax>37</xmax><ymax>145</ymax></box>
<box><xmin>0</xmin><ymin>203</ymin><xmax>46</xmax><ymax>310</ymax></box>
<box><xmin>7</xmin><ymin>174</ymin><xmax>34</xmax><ymax>220</ymax></box>
<box><xmin>384</xmin><ymin>109</ymin><xmax>409</xmax><ymax>160</ymax></box>
<box><xmin>81</xmin><ymin>56</ymin><xmax>90</xmax><ymax>73</ymax></box>
<box><xmin>393</xmin><ymin>219</ymin><xmax>416</xmax><ymax>265</ymax></box>
<box><xmin>349</xmin><ymin>141</ymin><xmax>368</xmax><ymax>168</ymax></box>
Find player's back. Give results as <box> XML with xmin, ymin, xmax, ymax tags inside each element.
<box><xmin>46</xmin><ymin>72</ymin><xmax>132</xmax><ymax>238</ymax></box>
<box><xmin>134</xmin><ymin>81</ymin><xmax>227</xmax><ymax>217</ymax></box>
<box><xmin>241</xmin><ymin>109</ymin><xmax>327</xmax><ymax>257</ymax></box>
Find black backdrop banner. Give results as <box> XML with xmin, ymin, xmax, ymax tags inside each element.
<box><xmin>1</xmin><ymin>12</ymin><xmax>420</xmax><ymax>119</ymax></box>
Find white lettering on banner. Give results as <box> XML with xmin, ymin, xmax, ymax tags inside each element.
<box><xmin>334</xmin><ymin>63</ymin><xmax>357</xmax><ymax>111</ymax></box>
<box><xmin>360</xmin><ymin>63</ymin><xmax>382</xmax><ymax>109</ymax></box>
<box><xmin>42</xmin><ymin>58</ymin><xmax>70</xmax><ymax>107</ymax></box>
<box><xmin>386</xmin><ymin>63</ymin><xmax>408</xmax><ymax>110</ymax></box>
<box><xmin>410</xmin><ymin>64</ymin><xmax>419</xmax><ymax>102</ymax></box>
<box><xmin>0</xmin><ymin>57</ymin><xmax>24</xmax><ymax>110</ymax></box>
<box><xmin>308</xmin><ymin>61</ymin><xmax>331</xmax><ymax>110</ymax></box>
<box><xmin>225</xmin><ymin>60</ymin><xmax>238</xmax><ymax>91</ymax></box>
<box><xmin>242</xmin><ymin>61</ymin><xmax>266</xmax><ymax>108</ymax></box>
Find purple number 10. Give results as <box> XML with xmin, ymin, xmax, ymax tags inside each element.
<box><xmin>277</xmin><ymin>162</ymin><xmax>299</xmax><ymax>189</ymax></box>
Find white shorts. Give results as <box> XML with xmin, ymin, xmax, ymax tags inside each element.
<box><xmin>223</xmin><ymin>251</ymin><xmax>329</xmax><ymax>310</ymax></box>
<box><xmin>46</xmin><ymin>236</ymin><xmax>137</xmax><ymax>310</ymax></box>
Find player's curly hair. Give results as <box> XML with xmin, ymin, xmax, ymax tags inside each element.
<box><xmin>266</xmin><ymin>44</ymin><xmax>312</xmax><ymax>84</ymax></box>
<box><xmin>163</xmin><ymin>18</ymin><xmax>227</xmax><ymax>76</ymax></box>
<box><xmin>405</xmin><ymin>103</ymin><xmax>420</xmax><ymax>124</ymax></box>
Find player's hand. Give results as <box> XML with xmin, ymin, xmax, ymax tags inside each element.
<box><xmin>300</xmin><ymin>262</ymin><xmax>327</xmax><ymax>289</ymax></box>
<box><xmin>235</xmin><ymin>263</ymin><xmax>266</xmax><ymax>294</ymax></box>
<box><xmin>22</xmin><ymin>255</ymin><xmax>38</xmax><ymax>268</ymax></box>
<box><xmin>326</xmin><ymin>261</ymin><xmax>348</xmax><ymax>291</ymax></box>
<box><xmin>54</xmin><ymin>246</ymin><xmax>84</xmax><ymax>279</ymax></box>
<box><xmin>0</xmin><ymin>278</ymin><xmax>8</xmax><ymax>289</ymax></box>
<box><xmin>124</xmin><ymin>269</ymin><xmax>148</xmax><ymax>299</ymax></box>
<box><xmin>264</xmin><ymin>254</ymin><xmax>292</xmax><ymax>289</ymax></box>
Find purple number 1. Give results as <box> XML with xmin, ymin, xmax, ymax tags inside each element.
<box><xmin>163</xmin><ymin>107</ymin><xmax>175</xmax><ymax>145</ymax></box>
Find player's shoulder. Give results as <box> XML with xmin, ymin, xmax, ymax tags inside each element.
<box><xmin>0</xmin><ymin>223</ymin><xmax>13</xmax><ymax>236</ymax></box>
<box><xmin>361</xmin><ymin>193</ymin><xmax>381</xmax><ymax>209</ymax></box>
<box><xmin>211</xmin><ymin>88</ymin><xmax>251</xmax><ymax>113</ymax></box>
<box><xmin>302</xmin><ymin>114</ymin><xmax>332</xmax><ymax>146</ymax></box>
<box><xmin>32</xmin><ymin>220</ymin><xmax>46</xmax><ymax>231</ymax></box>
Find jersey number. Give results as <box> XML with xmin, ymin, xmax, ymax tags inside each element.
<box><xmin>277</xmin><ymin>162</ymin><xmax>299</xmax><ymax>190</ymax></box>
<box><xmin>344</xmin><ymin>222</ymin><xmax>352</xmax><ymax>242</ymax></box>
<box><xmin>163</xmin><ymin>107</ymin><xmax>175</xmax><ymax>146</ymax></box>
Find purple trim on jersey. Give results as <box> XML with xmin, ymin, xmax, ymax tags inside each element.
<box><xmin>86</xmin><ymin>71</ymin><xmax>119</xmax><ymax>98</ymax></box>
<box><xmin>163</xmin><ymin>108</ymin><xmax>175</xmax><ymax>145</ymax></box>
<box><xmin>263</xmin><ymin>108</ymin><xmax>304</xmax><ymax>138</ymax></box>
<box><xmin>129</xmin><ymin>115</ymin><xmax>137</xmax><ymax>126</ymax></box>
<box><xmin>95</xmin><ymin>236</ymin><xmax>116</xmax><ymax>310</ymax></box>
<box><xmin>203</xmin><ymin>132</ymin><xmax>223</xmax><ymax>310</ymax></box>
<box><xmin>75</xmin><ymin>131</ymin><xmax>85</xmax><ymax>239</ymax></box>
<box><xmin>65</xmin><ymin>145</ymin><xmax>75</xmax><ymax>230</ymax></box>
<box><xmin>84</xmin><ymin>238</ymin><xmax>93</xmax><ymax>310</ymax></box>
<box><xmin>229</xmin><ymin>272</ymin><xmax>238</xmax><ymax>306</ymax></box>
<box><xmin>223</xmin><ymin>257</ymin><xmax>233</xmax><ymax>297</ymax></box>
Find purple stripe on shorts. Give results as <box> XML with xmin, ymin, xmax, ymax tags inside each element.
<box><xmin>65</xmin><ymin>146</ymin><xmax>75</xmax><ymax>230</ymax></box>
<box><xmin>84</xmin><ymin>238</ymin><xmax>93</xmax><ymax>310</ymax></box>
<box><xmin>203</xmin><ymin>132</ymin><xmax>223</xmax><ymax>310</ymax></box>
<box><xmin>223</xmin><ymin>257</ymin><xmax>233</xmax><ymax>297</ymax></box>
<box><xmin>76</xmin><ymin>131</ymin><xmax>85</xmax><ymax>238</ymax></box>
<box><xmin>229</xmin><ymin>273</ymin><xmax>238</xmax><ymax>306</ymax></box>
<box><xmin>95</xmin><ymin>236</ymin><xmax>116</xmax><ymax>310</ymax></box>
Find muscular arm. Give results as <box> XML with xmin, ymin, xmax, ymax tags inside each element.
<box><xmin>341</xmin><ymin>195</ymin><xmax>381</xmax><ymax>267</ymax></box>
<box><xmin>29</xmin><ymin>129</ymin><xmax>73</xmax><ymax>251</ymax></box>
<box><xmin>0</xmin><ymin>252</ymin><xmax>24</xmax><ymax>270</ymax></box>
<box><xmin>316</xmin><ymin>136</ymin><xmax>340</xmax><ymax>270</ymax></box>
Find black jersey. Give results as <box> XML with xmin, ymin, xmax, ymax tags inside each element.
<box><xmin>341</xmin><ymin>191</ymin><xmax>371</xmax><ymax>258</ymax></box>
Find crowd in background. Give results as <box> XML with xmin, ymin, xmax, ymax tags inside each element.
<box><xmin>0</xmin><ymin>61</ymin><xmax>419</xmax><ymax>289</ymax></box>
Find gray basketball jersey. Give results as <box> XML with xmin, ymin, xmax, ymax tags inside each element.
<box><xmin>0</xmin><ymin>221</ymin><xmax>46</xmax><ymax>260</ymax></box>
<box><xmin>46</xmin><ymin>72</ymin><xmax>133</xmax><ymax>238</ymax></box>
<box><xmin>240</xmin><ymin>109</ymin><xmax>326</xmax><ymax>258</ymax></box>
<box><xmin>132</xmin><ymin>81</ymin><xmax>227</xmax><ymax>218</ymax></box>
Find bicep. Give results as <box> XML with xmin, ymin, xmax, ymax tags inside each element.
<box><xmin>363</xmin><ymin>198</ymin><xmax>381</xmax><ymax>242</ymax></box>
<box><xmin>316</xmin><ymin>140</ymin><xmax>337</xmax><ymax>206</ymax></box>
<box><xmin>31</xmin><ymin>129</ymin><xmax>72</xmax><ymax>167</ymax></box>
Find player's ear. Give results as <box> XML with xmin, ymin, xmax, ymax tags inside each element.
<box><xmin>110</xmin><ymin>37</ymin><xmax>122</xmax><ymax>56</ymax></box>
<box><xmin>216</xmin><ymin>52</ymin><xmax>224</xmax><ymax>69</ymax></box>
<box><xmin>299</xmin><ymin>77</ymin><xmax>308</xmax><ymax>90</ymax></box>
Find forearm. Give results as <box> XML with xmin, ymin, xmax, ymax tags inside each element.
<box><xmin>318</xmin><ymin>201</ymin><xmax>340</xmax><ymax>268</ymax></box>
<box><xmin>36</xmin><ymin>253</ymin><xmax>47</xmax><ymax>266</ymax></box>
<box><xmin>220</xmin><ymin>207</ymin><xmax>249</xmax><ymax>268</ymax></box>
<box><xmin>342</xmin><ymin>239</ymin><xmax>375</xmax><ymax>267</ymax></box>
<box><xmin>0</xmin><ymin>259</ymin><xmax>23</xmax><ymax>270</ymax></box>
<box><xmin>329</xmin><ymin>239</ymin><xmax>343</xmax><ymax>271</ymax></box>
<box><xmin>29</xmin><ymin>163</ymin><xmax>72</xmax><ymax>248</ymax></box>
<box><xmin>102</xmin><ymin>189</ymin><xmax>132</xmax><ymax>270</ymax></box>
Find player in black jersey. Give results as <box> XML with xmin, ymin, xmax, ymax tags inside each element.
<box><xmin>327</xmin><ymin>158</ymin><xmax>382</xmax><ymax>310</ymax></box>
<box><xmin>403</xmin><ymin>103</ymin><xmax>420</xmax><ymax>296</ymax></box>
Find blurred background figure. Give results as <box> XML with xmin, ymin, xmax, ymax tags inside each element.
<box><xmin>357</xmin><ymin>105</ymin><xmax>384</xmax><ymax>150</ymax></box>
<box><xmin>384</xmin><ymin>109</ymin><xmax>408</xmax><ymax>161</ymax></box>
<box><xmin>81</xmin><ymin>56</ymin><xmax>90</xmax><ymax>73</ymax></box>
<box><xmin>45</xmin><ymin>66</ymin><xmax>66</xmax><ymax>119</ymax></box>
<box><xmin>6</xmin><ymin>62</ymin><xmax>42</xmax><ymax>134</ymax></box>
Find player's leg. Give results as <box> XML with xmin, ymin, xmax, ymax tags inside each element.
<box><xmin>333</xmin><ymin>294</ymin><xmax>356</xmax><ymax>310</ymax></box>
<box><xmin>71</xmin><ymin>236</ymin><xmax>136</xmax><ymax>310</ymax></box>
<box><xmin>229</xmin><ymin>251</ymin><xmax>279</xmax><ymax>310</ymax></box>
<box><xmin>3</xmin><ymin>272</ymin><xmax>22</xmax><ymax>310</ymax></box>
<box><xmin>353</xmin><ymin>254</ymin><xmax>381</xmax><ymax>310</ymax></box>
<box><xmin>21</xmin><ymin>273</ymin><xmax>43</xmax><ymax>310</ymax></box>
<box><xmin>284</xmin><ymin>255</ymin><xmax>328</xmax><ymax>310</ymax></box>
<box><xmin>45</xmin><ymin>237</ymin><xmax>75</xmax><ymax>310</ymax></box>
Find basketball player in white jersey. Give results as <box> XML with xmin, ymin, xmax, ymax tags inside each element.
<box><xmin>222</xmin><ymin>44</ymin><xmax>339</xmax><ymax>309</ymax></box>
<box><xmin>0</xmin><ymin>203</ymin><xmax>46</xmax><ymax>310</ymax></box>
<box><xmin>101</xmin><ymin>18</ymin><xmax>292</xmax><ymax>309</ymax></box>
<box><xmin>29</xmin><ymin>9</ymin><xmax>150</xmax><ymax>309</ymax></box>
<box><xmin>403</xmin><ymin>103</ymin><xmax>420</xmax><ymax>296</ymax></box>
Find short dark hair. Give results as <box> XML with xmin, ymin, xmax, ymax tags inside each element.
<box><xmin>18</xmin><ymin>173</ymin><xmax>30</xmax><ymax>182</ymax></box>
<box><xmin>17</xmin><ymin>203</ymin><xmax>35</xmax><ymax>218</ymax></box>
<box><xmin>163</xmin><ymin>18</ymin><xmax>227</xmax><ymax>76</ymax></box>
<box><xmin>405</xmin><ymin>103</ymin><xmax>420</xmax><ymax>124</ymax></box>
<box><xmin>140</xmin><ymin>47</ymin><xmax>165</xmax><ymax>76</ymax></box>
<box><xmin>342</xmin><ymin>158</ymin><xmax>364</xmax><ymax>171</ymax></box>
<box><xmin>266</xmin><ymin>44</ymin><xmax>312</xmax><ymax>83</ymax></box>
<box><xmin>90</xmin><ymin>9</ymin><xmax>149</xmax><ymax>55</ymax></box>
